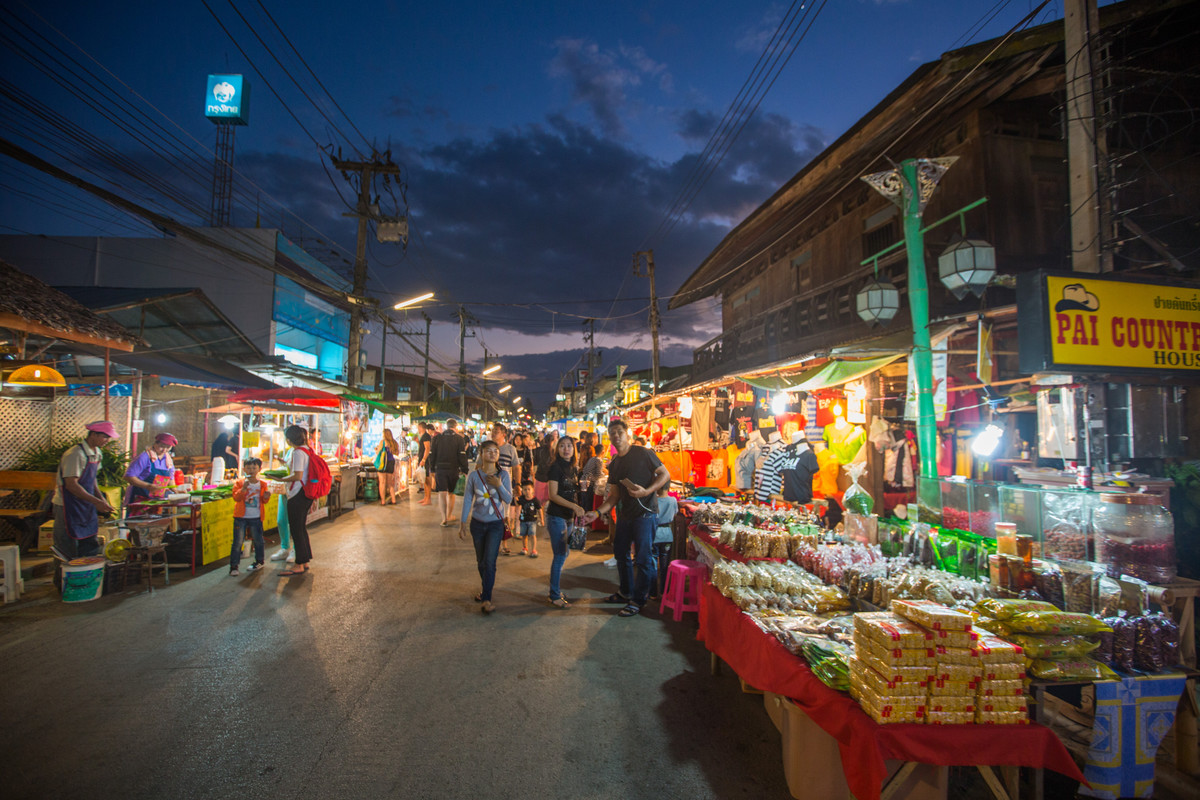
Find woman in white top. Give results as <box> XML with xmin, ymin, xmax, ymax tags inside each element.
<box><xmin>280</xmin><ymin>425</ymin><xmax>315</xmax><ymax>576</ymax></box>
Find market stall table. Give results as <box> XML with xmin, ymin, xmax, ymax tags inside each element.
<box><xmin>697</xmin><ymin>581</ymin><xmax>1086</xmax><ymax>800</ymax></box>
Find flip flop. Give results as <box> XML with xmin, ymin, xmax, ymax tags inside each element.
<box><xmin>603</xmin><ymin>592</ymin><xmax>628</xmax><ymax>604</ymax></box>
<box><xmin>617</xmin><ymin>604</ymin><xmax>641</xmax><ymax>618</ymax></box>
<box><xmin>279</xmin><ymin>567</ymin><xmax>309</xmax><ymax>577</ymax></box>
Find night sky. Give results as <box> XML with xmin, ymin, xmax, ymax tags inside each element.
<box><xmin>0</xmin><ymin>0</ymin><xmax>1077</xmax><ymax>412</ymax></box>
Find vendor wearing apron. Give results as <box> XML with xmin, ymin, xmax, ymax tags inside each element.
<box><xmin>124</xmin><ymin>432</ymin><xmax>177</xmax><ymax>507</ymax></box>
<box><xmin>52</xmin><ymin>420</ymin><xmax>117</xmax><ymax>559</ymax></box>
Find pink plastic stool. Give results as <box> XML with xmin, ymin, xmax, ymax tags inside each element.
<box><xmin>659</xmin><ymin>559</ymin><xmax>707</xmax><ymax>622</ymax></box>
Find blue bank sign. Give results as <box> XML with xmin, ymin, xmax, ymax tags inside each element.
<box><xmin>204</xmin><ymin>74</ymin><xmax>250</xmax><ymax>125</ymax></box>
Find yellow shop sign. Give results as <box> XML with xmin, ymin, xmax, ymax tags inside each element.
<box><xmin>1018</xmin><ymin>271</ymin><xmax>1200</xmax><ymax>373</ymax></box>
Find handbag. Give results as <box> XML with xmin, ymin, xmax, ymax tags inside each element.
<box><xmin>567</xmin><ymin>521</ymin><xmax>588</xmax><ymax>551</ymax></box>
<box><xmin>477</xmin><ymin>469</ymin><xmax>513</xmax><ymax>541</ymax></box>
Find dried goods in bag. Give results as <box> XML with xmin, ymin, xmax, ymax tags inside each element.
<box><xmin>1004</xmin><ymin>610</ymin><xmax>1112</xmax><ymax>636</ymax></box>
<box><xmin>1008</xmin><ymin>633</ymin><xmax>1100</xmax><ymax>659</ymax></box>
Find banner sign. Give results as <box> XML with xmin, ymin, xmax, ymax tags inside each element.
<box><xmin>1018</xmin><ymin>271</ymin><xmax>1200</xmax><ymax>374</ymax></box>
<box><xmin>201</xmin><ymin>498</ymin><xmax>236</xmax><ymax>565</ymax></box>
<box><xmin>904</xmin><ymin>353</ymin><xmax>948</xmax><ymax>422</ymax></box>
<box><xmin>205</xmin><ymin>74</ymin><xmax>250</xmax><ymax>125</ymax></box>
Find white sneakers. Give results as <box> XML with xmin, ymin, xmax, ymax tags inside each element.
<box><xmin>270</xmin><ymin>549</ymin><xmax>293</xmax><ymax>562</ymax></box>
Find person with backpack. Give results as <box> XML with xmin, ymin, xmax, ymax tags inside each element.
<box><xmin>278</xmin><ymin>424</ymin><xmax>331</xmax><ymax>577</ymax></box>
<box><xmin>375</xmin><ymin>428</ymin><xmax>401</xmax><ymax>505</ymax></box>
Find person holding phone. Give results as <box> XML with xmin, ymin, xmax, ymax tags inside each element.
<box><xmin>584</xmin><ymin>419</ymin><xmax>670</xmax><ymax>618</ymax></box>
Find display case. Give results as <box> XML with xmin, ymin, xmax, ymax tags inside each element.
<box><xmin>1039</xmin><ymin>488</ymin><xmax>1094</xmax><ymax>562</ymax></box>
<box><xmin>969</xmin><ymin>482</ymin><xmax>999</xmax><ymax>537</ymax></box>
<box><xmin>939</xmin><ymin>478</ymin><xmax>969</xmax><ymax>531</ymax></box>
<box><xmin>997</xmin><ymin>484</ymin><xmax>1043</xmax><ymax>549</ymax></box>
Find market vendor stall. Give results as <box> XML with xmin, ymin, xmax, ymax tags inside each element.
<box><xmin>698</xmin><ymin>582</ymin><xmax>1085</xmax><ymax>800</ymax></box>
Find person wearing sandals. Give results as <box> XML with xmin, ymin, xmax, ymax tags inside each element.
<box><xmin>545</xmin><ymin>436</ymin><xmax>586</xmax><ymax>608</ymax></box>
<box><xmin>584</xmin><ymin>419</ymin><xmax>670</xmax><ymax>618</ymax></box>
<box><xmin>279</xmin><ymin>425</ymin><xmax>316</xmax><ymax>577</ymax></box>
<box><xmin>459</xmin><ymin>440</ymin><xmax>513</xmax><ymax>614</ymax></box>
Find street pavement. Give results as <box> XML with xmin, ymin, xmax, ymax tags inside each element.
<box><xmin>0</xmin><ymin>491</ymin><xmax>793</xmax><ymax>800</ymax></box>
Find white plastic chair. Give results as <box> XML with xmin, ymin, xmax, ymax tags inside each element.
<box><xmin>0</xmin><ymin>544</ymin><xmax>24</xmax><ymax>603</ymax></box>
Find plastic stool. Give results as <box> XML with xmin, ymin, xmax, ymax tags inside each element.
<box><xmin>0</xmin><ymin>544</ymin><xmax>24</xmax><ymax>603</ymax></box>
<box><xmin>659</xmin><ymin>559</ymin><xmax>707</xmax><ymax>622</ymax></box>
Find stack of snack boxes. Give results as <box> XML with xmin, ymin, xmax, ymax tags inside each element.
<box><xmin>850</xmin><ymin>611</ymin><xmax>935</xmax><ymax>724</ymax></box>
<box><xmin>889</xmin><ymin>599</ymin><xmax>1030</xmax><ymax>725</ymax></box>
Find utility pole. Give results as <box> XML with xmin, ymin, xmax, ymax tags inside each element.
<box><xmin>422</xmin><ymin>313</ymin><xmax>431</xmax><ymax>405</ymax></box>
<box><xmin>583</xmin><ymin>318</ymin><xmax>596</xmax><ymax>405</ymax></box>
<box><xmin>456</xmin><ymin>305</ymin><xmax>474</xmax><ymax>420</ymax></box>
<box><xmin>377</xmin><ymin>310</ymin><xmax>388</xmax><ymax>394</ymax></box>
<box><xmin>633</xmin><ymin>250</ymin><xmax>661</xmax><ymax>394</ymax></box>
<box><xmin>481</xmin><ymin>348</ymin><xmax>490</xmax><ymax>427</ymax></box>
<box><xmin>332</xmin><ymin>152</ymin><xmax>403</xmax><ymax>388</ymax></box>
<box><xmin>1064</xmin><ymin>0</ymin><xmax>1110</xmax><ymax>273</ymax></box>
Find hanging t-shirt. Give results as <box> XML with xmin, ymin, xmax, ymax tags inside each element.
<box><xmin>713</xmin><ymin>389</ymin><xmax>730</xmax><ymax>429</ymax></box>
<box><xmin>823</xmin><ymin>422</ymin><xmax>866</xmax><ymax>464</ymax></box>
<box><xmin>777</xmin><ymin>444</ymin><xmax>820</xmax><ymax>504</ymax></box>
<box><xmin>691</xmin><ymin>397</ymin><xmax>712</xmax><ymax>451</ymax></box>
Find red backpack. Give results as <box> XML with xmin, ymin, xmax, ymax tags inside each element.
<box><xmin>299</xmin><ymin>446</ymin><xmax>332</xmax><ymax>499</ymax></box>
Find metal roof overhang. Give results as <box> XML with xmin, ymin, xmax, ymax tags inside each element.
<box><xmin>55</xmin><ymin>286</ymin><xmax>264</xmax><ymax>362</ymax></box>
<box><xmin>101</xmin><ymin>350</ymin><xmax>278</xmax><ymax>391</ymax></box>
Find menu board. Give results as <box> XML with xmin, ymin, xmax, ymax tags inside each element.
<box><xmin>200</xmin><ymin>497</ymin><xmax>235</xmax><ymax>565</ymax></box>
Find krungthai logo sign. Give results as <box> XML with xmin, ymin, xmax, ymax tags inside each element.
<box><xmin>205</xmin><ymin>74</ymin><xmax>250</xmax><ymax>125</ymax></box>
<box><xmin>1018</xmin><ymin>271</ymin><xmax>1200</xmax><ymax>373</ymax></box>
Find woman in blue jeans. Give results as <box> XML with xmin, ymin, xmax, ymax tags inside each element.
<box><xmin>545</xmin><ymin>436</ymin><xmax>586</xmax><ymax>608</ymax></box>
<box><xmin>459</xmin><ymin>440</ymin><xmax>512</xmax><ymax>614</ymax></box>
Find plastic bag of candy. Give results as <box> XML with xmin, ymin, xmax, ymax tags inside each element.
<box><xmin>1003</xmin><ymin>610</ymin><xmax>1112</xmax><ymax>636</ymax></box>
<box><xmin>1110</xmin><ymin>616</ymin><xmax>1136</xmax><ymax>672</ymax></box>
<box><xmin>1029</xmin><ymin>657</ymin><xmax>1119</xmax><ymax>681</ymax></box>
<box><xmin>1009</xmin><ymin>633</ymin><xmax>1100</xmax><ymax>659</ymax></box>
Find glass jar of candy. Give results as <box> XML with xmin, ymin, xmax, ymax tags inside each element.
<box><xmin>1093</xmin><ymin>493</ymin><xmax>1176</xmax><ymax>584</ymax></box>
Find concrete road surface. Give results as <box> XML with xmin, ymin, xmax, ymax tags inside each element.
<box><xmin>0</xmin><ymin>494</ymin><xmax>793</xmax><ymax>799</ymax></box>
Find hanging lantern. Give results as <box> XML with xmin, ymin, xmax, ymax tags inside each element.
<box><xmin>856</xmin><ymin>278</ymin><xmax>900</xmax><ymax>326</ymax></box>
<box><xmin>938</xmin><ymin>237</ymin><xmax>995</xmax><ymax>299</ymax></box>
<box><xmin>5</xmin><ymin>364</ymin><xmax>67</xmax><ymax>387</ymax></box>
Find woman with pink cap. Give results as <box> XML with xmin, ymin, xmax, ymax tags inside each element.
<box><xmin>52</xmin><ymin>420</ymin><xmax>117</xmax><ymax>559</ymax></box>
<box><xmin>124</xmin><ymin>432</ymin><xmax>178</xmax><ymax>506</ymax></box>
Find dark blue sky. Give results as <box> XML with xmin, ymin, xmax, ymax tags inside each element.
<box><xmin>0</xmin><ymin>0</ymin><xmax>1076</xmax><ymax>411</ymax></box>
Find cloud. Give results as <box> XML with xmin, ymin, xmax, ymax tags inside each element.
<box><xmin>547</xmin><ymin>38</ymin><xmax>672</xmax><ymax>136</ymax></box>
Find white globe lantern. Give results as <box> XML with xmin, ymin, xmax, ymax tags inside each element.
<box><xmin>856</xmin><ymin>278</ymin><xmax>900</xmax><ymax>326</ymax></box>
<box><xmin>938</xmin><ymin>238</ymin><xmax>995</xmax><ymax>299</ymax></box>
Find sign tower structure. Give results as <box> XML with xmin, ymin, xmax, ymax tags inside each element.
<box><xmin>204</xmin><ymin>74</ymin><xmax>251</xmax><ymax>227</ymax></box>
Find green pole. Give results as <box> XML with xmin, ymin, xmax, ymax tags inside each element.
<box><xmin>901</xmin><ymin>159</ymin><xmax>939</xmax><ymax>480</ymax></box>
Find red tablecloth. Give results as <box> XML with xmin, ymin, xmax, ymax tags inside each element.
<box><xmin>698</xmin><ymin>582</ymin><xmax>1085</xmax><ymax>800</ymax></box>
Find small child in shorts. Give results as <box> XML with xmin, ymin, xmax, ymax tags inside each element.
<box><xmin>230</xmin><ymin>457</ymin><xmax>270</xmax><ymax>576</ymax></box>
<box><xmin>517</xmin><ymin>481</ymin><xmax>543</xmax><ymax>557</ymax></box>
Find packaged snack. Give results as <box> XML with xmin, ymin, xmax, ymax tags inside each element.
<box><xmin>854</xmin><ymin>612</ymin><xmax>935</xmax><ymax>649</ymax></box>
<box><xmin>1033</xmin><ymin>562</ymin><xmax>1065</xmax><ymax>609</ymax></box>
<box><xmin>928</xmin><ymin>678</ymin><xmax>977</xmax><ymax>696</ymax></box>
<box><xmin>1004</xmin><ymin>611</ymin><xmax>1113</xmax><ymax>636</ymax></box>
<box><xmin>1134</xmin><ymin>615</ymin><xmax>1165</xmax><ymax>673</ymax></box>
<box><xmin>1058</xmin><ymin>559</ymin><xmax>1102</xmax><ymax>614</ymax></box>
<box><xmin>976</xmin><ymin>710</ymin><xmax>1030</xmax><ymax>725</ymax></box>
<box><xmin>857</xmin><ymin>637</ymin><xmax>937</xmax><ymax>668</ymax></box>
<box><xmin>972</xmin><ymin>617</ymin><xmax>1015</xmax><ymax>638</ymax></box>
<box><xmin>861</xmin><ymin>703</ymin><xmax>925</xmax><ymax>725</ymax></box>
<box><xmin>1029</xmin><ymin>657</ymin><xmax>1120</xmax><ymax>681</ymax></box>
<box><xmin>928</xmin><ymin>710</ymin><xmax>976</xmax><ymax>725</ymax></box>
<box><xmin>926</xmin><ymin>696</ymin><xmax>976</xmax><ymax>713</ymax></box>
<box><xmin>930</xmin><ymin>629</ymin><xmax>978</xmax><ymax>649</ymax></box>
<box><xmin>981</xmin><ymin>662</ymin><xmax>1028</xmax><ymax>680</ymax></box>
<box><xmin>1094</xmin><ymin>626</ymin><xmax>1115</xmax><ymax>666</ymax></box>
<box><xmin>1009</xmin><ymin>633</ymin><xmax>1101</xmax><ymax>660</ymax></box>
<box><xmin>891</xmin><ymin>598</ymin><xmax>974</xmax><ymax>631</ymax></box>
<box><xmin>935</xmin><ymin>646</ymin><xmax>980</xmax><ymax>666</ymax></box>
<box><xmin>850</xmin><ymin>658</ymin><xmax>928</xmax><ymax>698</ymax></box>
<box><xmin>851</xmin><ymin>681</ymin><xmax>927</xmax><ymax>714</ymax></box>
<box><xmin>1117</xmin><ymin>576</ymin><xmax>1150</xmax><ymax>617</ymax></box>
<box><xmin>975</xmin><ymin>695</ymin><xmax>1029</xmax><ymax>711</ymax></box>
<box><xmin>972</xmin><ymin>632</ymin><xmax>1025</xmax><ymax>663</ymax></box>
<box><xmin>974</xmin><ymin>598</ymin><xmax>1058</xmax><ymax>620</ymax></box>
<box><xmin>1158</xmin><ymin>614</ymin><xmax>1181</xmax><ymax>667</ymax></box>
<box><xmin>853</xmin><ymin>659</ymin><xmax>935</xmax><ymax>688</ymax></box>
<box><xmin>843</xmin><ymin>462</ymin><xmax>873</xmax><ymax>515</ymax></box>
<box><xmin>976</xmin><ymin>679</ymin><xmax>1028</xmax><ymax>697</ymax></box>
<box><xmin>933</xmin><ymin>662</ymin><xmax>984</xmax><ymax>682</ymax></box>
<box><xmin>1110</xmin><ymin>617</ymin><xmax>1136</xmax><ymax>672</ymax></box>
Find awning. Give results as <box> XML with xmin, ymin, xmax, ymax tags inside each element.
<box><xmin>341</xmin><ymin>393</ymin><xmax>399</xmax><ymax>415</ymax></box>
<box><xmin>738</xmin><ymin>354</ymin><xmax>903</xmax><ymax>392</ymax></box>
<box><xmin>108</xmin><ymin>351</ymin><xmax>277</xmax><ymax>390</ymax></box>
<box><xmin>201</xmin><ymin>402</ymin><xmax>342</xmax><ymax>416</ymax></box>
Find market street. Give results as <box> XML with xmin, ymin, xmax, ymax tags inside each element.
<box><xmin>0</xmin><ymin>495</ymin><xmax>791</xmax><ymax>800</ymax></box>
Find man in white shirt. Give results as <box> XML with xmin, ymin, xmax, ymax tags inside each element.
<box><xmin>53</xmin><ymin>420</ymin><xmax>117</xmax><ymax>559</ymax></box>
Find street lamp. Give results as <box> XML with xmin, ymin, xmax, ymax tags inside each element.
<box><xmin>498</xmin><ymin>384</ymin><xmax>512</xmax><ymax>393</ymax></box>
<box><xmin>394</xmin><ymin>292</ymin><xmax>434</xmax><ymax>310</ymax></box>
<box><xmin>481</xmin><ymin>364</ymin><xmax>501</xmax><ymax>376</ymax></box>
<box><xmin>512</xmin><ymin>396</ymin><xmax>521</xmax><ymax>404</ymax></box>
<box><xmin>856</xmin><ymin>276</ymin><xmax>901</xmax><ymax>326</ymax></box>
<box><xmin>938</xmin><ymin>235</ymin><xmax>996</xmax><ymax>300</ymax></box>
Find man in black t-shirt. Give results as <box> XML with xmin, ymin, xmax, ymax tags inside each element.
<box><xmin>586</xmin><ymin>419</ymin><xmax>670</xmax><ymax>617</ymax></box>
<box><xmin>429</xmin><ymin>419</ymin><xmax>466</xmax><ymax>526</ymax></box>
<box><xmin>417</xmin><ymin>422</ymin><xmax>434</xmax><ymax>505</ymax></box>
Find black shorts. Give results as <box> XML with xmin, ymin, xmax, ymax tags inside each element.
<box><xmin>434</xmin><ymin>469</ymin><xmax>459</xmax><ymax>492</ymax></box>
